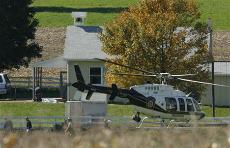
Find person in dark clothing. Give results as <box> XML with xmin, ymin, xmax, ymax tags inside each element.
<box><xmin>26</xmin><ymin>117</ymin><xmax>32</xmax><ymax>132</ymax></box>
<box><xmin>34</xmin><ymin>86</ymin><xmax>42</xmax><ymax>102</ymax></box>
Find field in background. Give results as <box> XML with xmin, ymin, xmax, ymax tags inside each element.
<box><xmin>0</xmin><ymin>103</ymin><xmax>229</xmax><ymax>117</ymax></box>
<box><xmin>0</xmin><ymin>102</ymin><xmax>64</xmax><ymax>116</ymax></box>
<box><xmin>33</xmin><ymin>0</ymin><xmax>230</xmax><ymax>30</ymax></box>
<box><xmin>33</xmin><ymin>0</ymin><xmax>138</xmax><ymax>27</ymax></box>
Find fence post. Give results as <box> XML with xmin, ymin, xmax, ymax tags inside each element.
<box><xmin>14</xmin><ymin>87</ymin><xmax>17</xmax><ymax>100</ymax></box>
<box><xmin>27</xmin><ymin>76</ymin><xmax>30</xmax><ymax>88</ymax></box>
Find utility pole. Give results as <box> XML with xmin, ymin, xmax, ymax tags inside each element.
<box><xmin>207</xmin><ymin>18</ymin><xmax>215</xmax><ymax>117</ymax></box>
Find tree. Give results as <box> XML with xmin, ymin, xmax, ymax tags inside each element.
<box><xmin>0</xmin><ymin>0</ymin><xmax>42</xmax><ymax>72</ymax></box>
<box><xmin>100</xmin><ymin>0</ymin><xmax>210</xmax><ymax>99</ymax></box>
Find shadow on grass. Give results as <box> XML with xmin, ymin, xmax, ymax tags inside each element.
<box><xmin>34</xmin><ymin>6</ymin><xmax>128</xmax><ymax>13</ymax></box>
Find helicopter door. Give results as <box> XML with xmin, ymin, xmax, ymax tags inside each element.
<box><xmin>186</xmin><ymin>99</ymin><xmax>195</xmax><ymax>112</ymax></box>
<box><xmin>165</xmin><ymin>97</ymin><xmax>177</xmax><ymax>112</ymax></box>
<box><xmin>178</xmin><ymin>98</ymin><xmax>185</xmax><ymax>112</ymax></box>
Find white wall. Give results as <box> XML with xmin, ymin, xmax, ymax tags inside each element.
<box><xmin>67</xmin><ymin>60</ymin><xmax>105</xmax><ymax>101</ymax></box>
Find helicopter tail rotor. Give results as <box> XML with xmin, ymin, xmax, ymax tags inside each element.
<box><xmin>109</xmin><ymin>84</ymin><xmax>118</xmax><ymax>100</ymax></box>
<box><xmin>72</xmin><ymin>81</ymin><xmax>86</xmax><ymax>92</ymax></box>
<box><xmin>74</xmin><ymin>65</ymin><xmax>85</xmax><ymax>84</ymax></box>
<box><xmin>85</xmin><ymin>90</ymin><xmax>94</xmax><ymax>100</ymax></box>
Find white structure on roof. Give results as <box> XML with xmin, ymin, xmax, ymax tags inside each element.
<box><xmin>71</xmin><ymin>12</ymin><xmax>87</xmax><ymax>26</ymax></box>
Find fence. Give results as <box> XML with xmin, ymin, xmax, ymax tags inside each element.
<box><xmin>9</xmin><ymin>76</ymin><xmax>67</xmax><ymax>88</ymax></box>
<box><xmin>0</xmin><ymin>116</ymin><xmax>230</xmax><ymax>130</ymax></box>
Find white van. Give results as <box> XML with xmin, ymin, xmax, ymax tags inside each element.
<box><xmin>0</xmin><ymin>74</ymin><xmax>11</xmax><ymax>95</ymax></box>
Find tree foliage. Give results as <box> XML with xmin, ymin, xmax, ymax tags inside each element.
<box><xmin>100</xmin><ymin>0</ymin><xmax>210</xmax><ymax>99</ymax></box>
<box><xmin>0</xmin><ymin>0</ymin><xmax>42</xmax><ymax>72</ymax></box>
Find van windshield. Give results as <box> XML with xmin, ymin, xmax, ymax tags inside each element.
<box><xmin>3</xmin><ymin>74</ymin><xmax>10</xmax><ymax>83</ymax></box>
<box><xmin>0</xmin><ymin>76</ymin><xmax>3</xmax><ymax>83</ymax></box>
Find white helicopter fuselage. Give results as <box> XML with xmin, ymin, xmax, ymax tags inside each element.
<box><xmin>130</xmin><ymin>83</ymin><xmax>204</xmax><ymax>121</ymax></box>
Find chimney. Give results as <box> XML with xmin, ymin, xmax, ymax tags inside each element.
<box><xmin>71</xmin><ymin>12</ymin><xmax>87</xmax><ymax>26</ymax></box>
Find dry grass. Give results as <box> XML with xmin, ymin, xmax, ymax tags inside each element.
<box><xmin>0</xmin><ymin>127</ymin><xmax>230</xmax><ymax>148</ymax></box>
<box><xmin>213</xmin><ymin>31</ymin><xmax>230</xmax><ymax>61</ymax></box>
<box><xmin>4</xmin><ymin>27</ymin><xmax>66</xmax><ymax>78</ymax></box>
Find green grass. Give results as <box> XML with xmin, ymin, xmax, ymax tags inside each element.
<box><xmin>202</xmin><ymin>106</ymin><xmax>230</xmax><ymax>117</ymax></box>
<box><xmin>32</xmin><ymin>0</ymin><xmax>230</xmax><ymax>30</ymax></box>
<box><xmin>108</xmin><ymin>104</ymin><xmax>230</xmax><ymax>117</ymax></box>
<box><xmin>33</xmin><ymin>0</ymin><xmax>137</xmax><ymax>27</ymax></box>
<box><xmin>0</xmin><ymin>102</ymin><xmax>64</xmax><ymax>116</ymax></box>
<box><xmin>198</xmin><ymin>0</ymin><xmax>230</xmax><ymax>31</ymax></box>
<box><xmin>0</xmin><ymin>103</ymin><xmax>229</xmax><ymax>117</ymax></box>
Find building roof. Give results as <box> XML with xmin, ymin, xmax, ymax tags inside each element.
<box><xmin>64</xmin><ymin>26</ymin><xmax>107</xmax><ymax>61</ymax></box>
<box><xmin>31</xmin><ymin>56</ymin><xmax>67</xmax><ymax>68</ymax></box>
<box><xmin>71</xmin><ymin>12</ymin><xmax>87</xmax><ymax>18</ymax></box>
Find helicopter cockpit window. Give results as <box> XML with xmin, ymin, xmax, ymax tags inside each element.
<box><xmin>178</xmin><ymin>98</ymin><xmax>185</xmax><ymax>112</ymax></box>
<box><xmin>165</xmin><ymin>97</ymin><xmax>177</xmax><ymax>111</ymax></box>
<box><xmin>186</xmin><ymin>99</ymin><xmax>194</xmax><ymax>112</ymax></box>
<box><xmin>193</xmin><ymin>99</ymin><xmax>201</xmax><ymax>111</ymax></box>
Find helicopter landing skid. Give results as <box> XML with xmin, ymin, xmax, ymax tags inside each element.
<box><xmin>136</xmin><ymin>117</ymin><xmax>148</xmax><ymax>128</ymax></box>
<box><xmin>160</xmin><ymin>119</ymin><xmax>191</xmax><ymax>128</ymax></box>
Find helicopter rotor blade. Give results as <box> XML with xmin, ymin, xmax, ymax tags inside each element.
<box><xmin>95</xmin><ymin>58</ymin><xmax>155</xmax><ymax>75</ymax></box>
<box><xmin>110</xmin><ymin>72</ymin><xmax>157</xmax><ymax>77</ymax></box>
<box><xmin>171</xmin><ymin>74</ymin><xmax>197</xmax><ymax>77</ymax></box>
<box><xmin>111</xmin><ymin>72</ymin><xmax>195</xmax><ymax>78</ymax></box>
<box><xmin>176</xmin><ymin>77</ymin><xmax>230</xmax><ymax>87</ymax></box>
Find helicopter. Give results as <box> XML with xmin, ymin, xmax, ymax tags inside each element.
<box><xmin>72</xmin><ymin>58</ymin><xmax>230</xmax><ymax>123</ymax></box>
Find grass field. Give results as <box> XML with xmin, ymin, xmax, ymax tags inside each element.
<box><xmin>0</xmin><ymin>102</ymin><xmax>229</xmax><ymax>117</ymax></box>
<box><xmin>0</xmin><ymin>102</ymin><xmax>64</xmax><ymax>116</ymax></box>
<box><xmin>33</xmin><ymin>0</ymin><xmax>230</xmax><ymax>30</ymax></box>
<box><xmin>33</xmin><ymin>0</ymin><xmax>138</xmax><ymax>27</ymax></box>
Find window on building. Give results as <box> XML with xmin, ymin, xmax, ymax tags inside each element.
<box><xmin>90</xmin><ymin>67</ymin><xmax>102</xmax><ymax>84</ymax></box>
<box><xmin>165</xmin><ymin>97</ymin><xmax>177</xmax><ymax>111</ymax></box>
<box><xmin>76</xmin><ymin>17</ymin><xmax>82</xmax><ymax>22</ymax></box>
<box><xmin>178</xmin><ymin>98</ymin><xmax>185</xmax><ymax>111</ymax></box>
<box><xmin>186</xmin><ymin>99</ymin><xmax>194</xmax><ymax>112</ymax></box>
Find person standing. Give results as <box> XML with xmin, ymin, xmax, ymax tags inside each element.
<box><xmin>26</xmin><ymin>117</ymin><xmax>32</xmax><ymax>132</ymax></box>
<box><xmin>64</xmin><ymin>117</ymin><xmax>74</xmax><ymax>136</ymax></box>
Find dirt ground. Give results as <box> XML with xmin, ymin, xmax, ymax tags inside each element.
<box><xmin>213</xmin><ymin>31</ymin><xmax>230</xmax><ymax>60</ymax></box>
<box><xmin>4</xmin><ymin>28</ymin><xmax>230</xmax><ymax>77</ymax></box>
